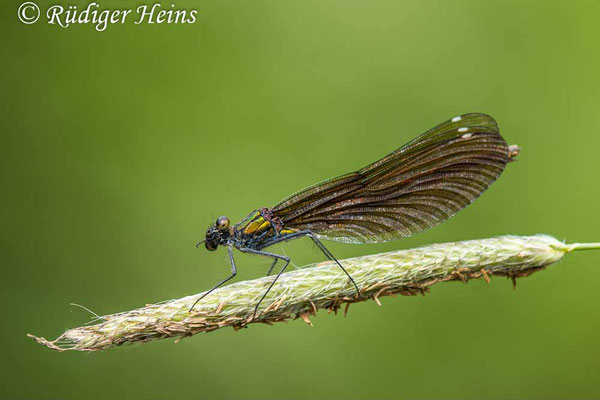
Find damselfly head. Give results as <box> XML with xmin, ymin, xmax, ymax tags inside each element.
<box><xmin>204</xmin><ymin>216</ymin><xmax>232</xmax><ymax>251</ymax></box>
<box><xmin>204</xmin><ymin>226</ymin><xmax>220</xmax><ymax>251</ymax></box>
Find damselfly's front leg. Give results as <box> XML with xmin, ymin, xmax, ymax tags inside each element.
<box><xmin>189</xmin><ymin>246</ymin><xmax>237</xmax><ymax>312</ymax></box>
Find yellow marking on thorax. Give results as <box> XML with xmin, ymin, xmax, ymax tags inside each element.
<box><xmin>243</xmin><ymin>216</ymin><xmax>271</xmax><ymax>236</ymax></box>
<box><xmin>243</xmin><ymin>216</ymin><xmax>263</xmax><ymax>235</ymax></box>
<box><xmin>256</xmin><ymin>220</ymin><xmax>271</xmax><ymax>234</ymax></box>
<box><xmin>243</xmin><ymin>213</ymin><xmax>297</xmax><ymax>237</ymax></box>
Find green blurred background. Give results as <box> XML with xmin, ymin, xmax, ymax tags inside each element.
<box><xmin>2</xmin><ymin>0</ymin><xmax>600</xmax><ymax>398</ymax></box>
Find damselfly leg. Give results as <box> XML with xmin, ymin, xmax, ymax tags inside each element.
<box><xmin>242</xmin><ymin>230</ymin><xmax>360</xmax><ymax>319</ymax></box>
<box><xmin>237</xmin><ymin>247</ymin><xmax>290</xmax><ymax>320</ymax></box>
<box><xmin>189</xmin><ymin>246</ymin><xmax>237</xmax><ymax>312</ymax></box>
<box><xmin>191</xmin><ymin>230</ymin><xmax>360</xmax><ymax>320</ymax></box>
<box><xmin>263</xmin><ymin>230</ymin><xmax>360</xmax><ymax>294</ymax></box>
<box><xmin>266</xmin><ymin>259</ymin><xmax>278</xmax><ymax>276</ymax></box>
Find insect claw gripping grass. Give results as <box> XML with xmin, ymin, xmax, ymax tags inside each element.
<box><xmin>28</xmin><ymin>235</ymin><xmax>599</xmax><ymax>352</ymax></box>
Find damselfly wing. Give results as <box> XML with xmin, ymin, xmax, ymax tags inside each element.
<box><xmin>192</xmin><ymin>113</ymin><xmax>519</xmax><ymax>318</ymax></box>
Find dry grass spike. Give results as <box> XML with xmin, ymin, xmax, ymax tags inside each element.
<box><xmin>28</xmin><ymin>235</ymin><xmax>599</xmax><ymax>352</ymax></box>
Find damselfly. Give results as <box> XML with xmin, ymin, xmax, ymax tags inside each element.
<box><xmin>191</xmin><ymin>113</ymin><xmax>519</xmax><ymax>318</ymax></box>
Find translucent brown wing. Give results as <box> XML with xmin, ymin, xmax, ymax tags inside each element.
<box><xmin>271</xmin><ymin>113</ymin><xmax>515</xmax><ymax>243</ymax></box>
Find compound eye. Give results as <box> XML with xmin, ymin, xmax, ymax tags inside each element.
<box><xmin>216</xmin><ymin>216</ymin><xmax>230</xmax><ymax>231</ymax></box>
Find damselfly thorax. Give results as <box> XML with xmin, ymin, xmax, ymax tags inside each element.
<box><xmin>191</xmin><ymin>113</ymin><xmax>520</xmax><ymax>319</ymax></box>
<box><xmin>207</xmin><ymin>208</ymin><xmax>299</xmax><ymax>250</ymax></box>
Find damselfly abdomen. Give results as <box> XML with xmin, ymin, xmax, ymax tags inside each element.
<box><xmin>191</xmin><ymin>113</ymin><xmax>519</xmax><ymax>318</ymax></box>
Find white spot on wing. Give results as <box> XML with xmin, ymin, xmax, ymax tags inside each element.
<box><xmin>452</xmin><ymin>116</ymin><xmax>462</xmax><ymax>123</ymax></box>
<box><xmin>461</xmin><ymin>133</ymin><xmax>473</xmax><ymax>139</ymax></box>
<box><xmin>458</xmin><ymin>127</ymin><xmax>469</xmax><ymax>132</ymax></box>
